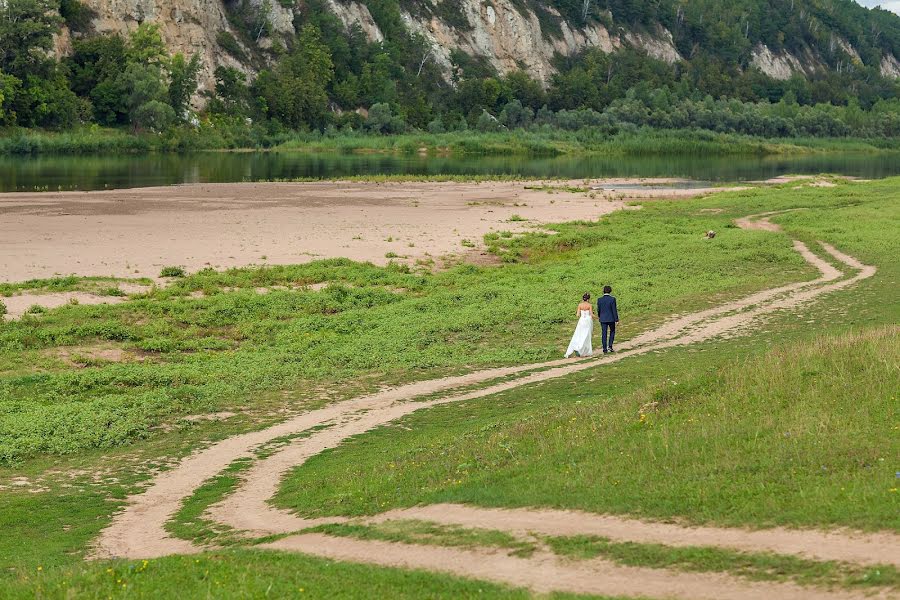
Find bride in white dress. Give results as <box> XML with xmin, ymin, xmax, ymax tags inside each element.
<box><xmin>565</xmin><ymin>293</ymin><xmax>594</xmax><ymax>358</ymax></box>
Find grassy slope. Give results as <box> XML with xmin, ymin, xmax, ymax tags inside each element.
<box><xmin>270</xmin><ymin>178</ymin><xmax>899</xmax><ymax>530</ymax></box>
<box><xmin>0</xmin><ymin>178</ymin><xmax>896</xmax><ymax>597</ymax></box>
<box><xmin>275</xmin><ymin>326</ymin><xmax>898</xmax><ymax>529</ymax></box>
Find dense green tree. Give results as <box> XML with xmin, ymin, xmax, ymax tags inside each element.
<box><xmin>59</xmin><ymin>0</ymin><xmax>96</xmax><ymax>34</ymax></box>
<box><xmin>0</xmin><ymin>0</ymin><xmax>82</xmax><ymax>127</ymax></box>
<box><xmin>121</xmin><ymin>63</ymin><xmax>174</xmax><ymax>131</ymax></box>
<box><xmin>364</xmin><ymin>102</ymin><xmax>405</xmax><ymax>134</ymax></box>
<box><xmin>126</xmin><ymin>23</ymin><xmax>170</xmax><ymax>67</ymax></box>
<box><xmin>206</xmin><ymin>66</ymin><xmax>251</xmax><ymax>117</ymax></box>
<box><xmin>67</xmin><ymin>35</ymin><xmax>129</xmax><ymax>124</ymax></box>
<box><xmin>252</xmin><ymin>24</ymin><xmax>334</xmax><ymax>129</ymax></box>
<box><xmin>169</xmin><ymin>53</ymin><xmax>202</xmax><ymax>121</ymax></box>
<box><xmin>0</xmin><ymin>0</ymin><xmax>59</xmax><ymax>78</ymax></box>
<box><xmin>0</xmin><ymin>71</ymin><xmax>21</xmax><ymax>126</ymax></box>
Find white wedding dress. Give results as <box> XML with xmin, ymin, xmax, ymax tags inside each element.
<box><xmin>565</xmin><ymin>310</ymin><xmax>593</xmax><ymax>358</ymax></box>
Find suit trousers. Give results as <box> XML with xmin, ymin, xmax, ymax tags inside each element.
<box><xmin>601</xmin><ymin>322</ymin><xmax>616</xmax><ymax>351</ymax></box>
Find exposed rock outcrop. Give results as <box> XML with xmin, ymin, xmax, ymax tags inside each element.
<box><xmin>750</xmin><ymin>44</ymin><xmax>808</xmax><ymax>80</ymax></box>
<box><xmin>399</xmin><ymin>0</ymin><xmax>620</xmax><ymax>85</ymax></box>
<box><xmin>326</xmin><ymin>0</ymin><xmax>383</xmax><ymax>42</ymax></box>
<box><xmin>882</xmin><ymin>53</ymin><xmax>900</xmax><ymax>78</ymax></box>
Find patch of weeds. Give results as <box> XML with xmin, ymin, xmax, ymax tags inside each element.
<box><xmin>135</xmin><ymin>338</ymin><xmax>177</xmax><ymax>353</ymax></box>
<box><xmin>167</xmin><ymin>458</ymin><xmax>254</xmax><ymax>546</ymax></box>
<box><xmin>460</xmin><ymin>239</ymin><xmax>476</xmax><ymax>248</ymax></box>
<box><xmin>545</xmin><ymin>535</ymin><xmax>900</xmax><ymax>590</ymax></box>
<box><xmin>98</xmin><ymin>287</ymin><xmax>126</xmax><ymax>297</ymax></box>
<box><xmin>309</xmin><ymin>520</ymin><xmax>536</xmax><ymax>558</ymax></box>
<box><xmin>159</xmin><ymin>266</ymin><xmax>186</xmax><ymax>278</ymax></box>
<box><xmin>508</xmin><ymin>214</ymin><xmax>526</xmax><ymax>222</ymax></box>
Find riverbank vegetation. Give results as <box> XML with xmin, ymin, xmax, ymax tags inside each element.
<box><xmin>4</xmin><ymin>125</ymin><xmax>898</xmax><ymax>157</ymax></box>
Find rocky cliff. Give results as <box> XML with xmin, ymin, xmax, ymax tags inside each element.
<box><xmin>57</xmin><ymin>0</ymin><xmax>900</xmax><ymax>95</ymax></box>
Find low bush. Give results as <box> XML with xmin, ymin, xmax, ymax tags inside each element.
<box><xmin>159</xmin><ymin>266</ymin><xmax>186</xmax><ymax>278</ymax></box>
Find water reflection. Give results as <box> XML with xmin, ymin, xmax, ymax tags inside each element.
<box><xmin>2</xmin><ymin>151</ymin><xmax>898</xmax><ymax>192</ymax></box>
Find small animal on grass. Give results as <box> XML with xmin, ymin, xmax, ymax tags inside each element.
<box><xmin>597</xmin><ymin>285</ymin><xmax>620</xmax><ymax>354</ymax></box>
<box><xmin>706</xmin><ymin>230</ymin><xmax>717</xmax><ymax>239</ymax></box>
<box><xmin>565</xmin><ymin>293</ymin><xmax>594</xmax><ymax>358</ymax></box>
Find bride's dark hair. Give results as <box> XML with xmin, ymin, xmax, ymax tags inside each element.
<box><xmin>582</xmin><ymin>293</ymin><xmax>591</xmax><ymax>301</ymax></box>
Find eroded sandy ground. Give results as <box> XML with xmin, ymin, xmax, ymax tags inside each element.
<box><xmin>0</xmin><ymin>179</ymin><xmax>724</xmax><ymax>283</ymax></box>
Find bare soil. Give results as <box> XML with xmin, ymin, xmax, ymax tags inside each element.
<box><xmin>0</xmin><ymin>180</ymin><xmax>729</xmax><ymax>283</ymax></box>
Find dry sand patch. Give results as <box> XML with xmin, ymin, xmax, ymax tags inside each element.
<box><xmin>1</xmin><ymin>180</ymin><xmax>727</xmax><ymax>283</ymax></box>
<box><xmin>1</xmin><ymin>292</ymin><xmax>127</xmax><ymax>320</ymax></box>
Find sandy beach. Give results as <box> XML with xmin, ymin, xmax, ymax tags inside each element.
<box><xmin>0</xmin><ymin>179</ymin><xmax>720</xmax><ymax>283</ymax></box>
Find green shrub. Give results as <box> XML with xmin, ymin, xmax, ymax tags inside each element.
<box><xmin>98</xmin><ymin>287</ymin><xmax>126</xmax><ymax>297</ymax></box>
<box><xmin>216</xmin><ymin>30</ymin><xmax>247</xmax><ymax>62</ymax></box>
<box><xmin>160</xmin><ymin>266</ymin><xmax>186</xmax><ymax>278</ymax></box>
<box><xmin>137</xmin><ymin>338</ymin><xmax>177</xmax><ymax>353</ymax></box>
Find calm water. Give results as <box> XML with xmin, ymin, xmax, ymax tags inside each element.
<box><xmin>1</xmin><ymin>151</ymin><xmax>898</xmax><ymax>192</ymax></box>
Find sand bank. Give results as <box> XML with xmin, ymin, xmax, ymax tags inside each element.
<box><xmin>1</xmin><ymin>179</ymin><xmax>721</xmax><ymax>283</ymax></box>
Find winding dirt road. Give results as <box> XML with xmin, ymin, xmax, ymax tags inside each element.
<box><xmin>92</xmin><ymin>212</ymin><xmax>896</xmax><ymax>599</ymax></box>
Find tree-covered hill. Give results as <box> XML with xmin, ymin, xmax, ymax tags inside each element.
<box><xmin>0</xmin><ymin>0</ymin><xmax>898</xmax><ymax>140</ymax></box>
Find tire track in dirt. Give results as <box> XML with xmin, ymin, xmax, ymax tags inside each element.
<box><xmin>367</xmin><ymin>504</ymin><xmax>900</xmax><ymax>568</ymax></box>
<box><xmin>261</xmin><ymin>534</ymin><xmax>889</xmax><ymax>600</ymax></box>
<box><xmin>94</xmin><ymin>212</ymin><xmax>892</xmax><ymax>599</ymax></box>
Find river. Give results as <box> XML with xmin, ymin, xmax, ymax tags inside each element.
<box><xmin>1</xmin><ymin>151</ymin><xmax>898</xmax><ymax>192</ymax></box>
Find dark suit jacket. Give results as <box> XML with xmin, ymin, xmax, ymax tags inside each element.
<box><xmin>597</xmin><ymin>294</ymin><xmax>619</xmax><ymax>323</ymax></box>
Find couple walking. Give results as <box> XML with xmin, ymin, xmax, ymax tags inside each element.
<box><xmin>564</xmin><ymin>286</ymin><xmax>619</xmax><ymax>358</ymax></box>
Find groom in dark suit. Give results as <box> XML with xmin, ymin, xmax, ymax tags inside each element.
<box><xmin>597</xmin><ymin>285</ymin><xmax>620</xmax><ymax>353</ymax></box>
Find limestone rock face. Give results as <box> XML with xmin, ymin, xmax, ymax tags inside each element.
<box><xmin>326</xmin><ymin>0</ymin><xmax>383</xmax><ymax>43</ymax></box>
<box><xmin>751</xmin><ymin>44</ymin><xmax>809</xmax><ymax>80</ymax></box>
<box><xmin>882</xmin><ymin>53</ymin><xmax>900</xmax><ymax>78</ymax></box>
<box><xmin>399</xmin><ymin>0</ymin><xmax>622</xmax><ymax>85</ymax></box>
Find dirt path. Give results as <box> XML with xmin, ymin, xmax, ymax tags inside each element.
<box><xmin>262</xmin><ymin>534</ymin><xmax>888</xmax><ymax>600</ymax></box>
<box><xmin>93</xmin><ymin>212</ymin><xmax>893</xmax><ymax>598</ymax></box>
<box><xmin>368</xmin><ymin>504</ymin><xmax>900</xmax><ymax>568</ymax></box>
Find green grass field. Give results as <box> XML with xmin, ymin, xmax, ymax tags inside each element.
<box><xmin>0</xmin><ymin>177</ymin><xmax>896</xmax><ymax>598</ymax></box>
